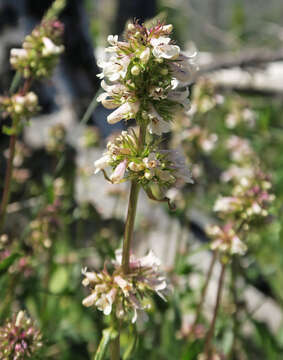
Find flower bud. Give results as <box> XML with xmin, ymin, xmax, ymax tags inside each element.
<box><xmin>131</xmin><ymin>65</ymin><xmax>141</xmax><ymax>76</ymax></box>
<box><xmin>140</xmin><ymin>48</ymin><xmax>150</xmax><ymax>64</ymax></box>
<box><xmin>127</xmin><ymin>23</ymin><xmax>135</xmax><ymax>31</ymax></box>
<box><xmin>160</xmin><ymin>67</ymin><xmax>168</xmax><ymax>75</ymax></box>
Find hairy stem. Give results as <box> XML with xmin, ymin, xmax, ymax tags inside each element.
<box><xmin>121</xmin><ymin>123</ymin><xmax>145</xmax><ymax>274</ymax></box>
<box><xmin>204</xmin><ymin>262</ymin><xmax>226</xmax><ymax>358</ymax></box>
<box><xmin>121</xmin><ymin>180</ymin><xmax>140</xmax><ymax>273</ymax></box>
<box><xmin>192</xmin><ymin>251</ymin><xmax>217</xmax><ymax>334</ymax></box>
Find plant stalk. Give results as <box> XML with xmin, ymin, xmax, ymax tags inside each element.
<box><xmin>204</xmin><ymin>262</ymin><xmax>226</xmax><ymax>359</ymax></box>
<box><xmin>0</xmin><ymin>134</ymin><xmax>16</xmax><ymax>232</ymax></box>
<box><xmin>0</xmin><ymin>78</ymin><xmax>32</xmax><ymax>233</ymax></box>
<box><xmin>121</xmin><ymin>123</ymin><xmax>145</xmax><ymax>274</ymax></box>
<box><xmin>110</xmin><ymin>331</ymin><xmax>120</xmax><ymax>360</ymax></box>
<box><xmin>192</xmin><ymin>251</ymin><xmax>217</xmax><ymax>334</ymax></box>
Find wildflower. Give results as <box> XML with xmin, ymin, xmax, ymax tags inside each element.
<box><xmin>0</xmin><ymin>92</ymin><xmax>39</xmax><ymax>122</ymax></box>
<box><xmin>96</xmin><ymin>22</ymin><xmax>197</xmax><ymax>134</ymax></box>
<box><xmin>109</xmin><ymin>159</ymin><xmax>128</xmax><ymax>183</ymax></box>
<box><xmin>214</xmin><ymin>171</ymin><xmax>274</xmax><ymax>222</ymax></box>
<box><xmin>107</xmin><ymin>101</ymin><xmax>140</xmax><ymax>124</ymax></box>
<box><xmin>94</xmin><ymin>130</ymin><xmax>193</xmax><ymax>190</ymax></box>
<box><xmin>226</xmin><ymin>136</ymin><xmax>254</xmax><ymax>164</ymax></box>
<box><xmin>207</xmin><ymin>223</ymin><xmax>247</xmax><ymax>256</ymax></box>
<box><xmin>82</xmin><ymin>250</ymin><xmax>168</xmax><ymax>323</ymax></box>
<box><xmin>0</xmin><ymin>311</ymin><xmax>43</xmax><ymax>360</ymax></box>
<box><xmin>10</xmin><ymin>20</ymin><xmax>64</xmax><ymax>79</ymax></box>
<box><xmin>150</xmin><ymin>36</ymin><xmax>180</xmax><ymax>60</ymax></box>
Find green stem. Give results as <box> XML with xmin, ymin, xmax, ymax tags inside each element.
<box><xmin>0</xmin><ymin>78</ymin><xmax>32</xmax><ymax>233</ymax></box>
<box><xmin>121</xmin><ymin>180</ymin><xmax>140</xmax><ymax>274</ymax></box>
<box><xmin>121</xmin><ymin>123</ymin><xmax>145</xmax><ymax>274</ymax></box>
<box><xmin>230</xmin><ymin>257</ymin><xmax>240</xmax><ymax>359</ymax></box>
<box><xmin>204</xmin><ymin>262</ymin><xmax>226</xmax><ymax>359</ymax></box>
<box><xmin>110</xmin><ymin>324</ymin><xmax>120</xmax><ymax>360</ymax></box>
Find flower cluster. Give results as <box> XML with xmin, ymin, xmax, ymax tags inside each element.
<box><xmin>225</xmin><ymin>136</ymin><xmax>255</xmax><ymax>165</ymax></box>
<box><xmin>46</xmin><ymin>123</ymin><xmax>67</xmax><ymax>154</ymax></box>
<box><xmin>29</xmin><ymin>198</ymin><xmax>62</xmax><ymax>251</ymax></box>
<box><xmin>94</xmin><ymin>129</ymin><xmax>192</xmax><ymax>189</ymax></box>
<box><xmin>214</xmin><ymin>171</ymin><xmax>274</xmax><ymax>223</ymax></box>
<box><xmin>206</xmin><ymin>223</ymin><xmax>247</xmax><ymax>256</ymax></box>
<box><xmin>82</xmin><ymin>250</ymin><xmax>168</xmax><ymax>323</ymax></box>
<box><xmin>225</xmin><ymin>101</ymin><xmax>256</xmax><ymax>129</ymax></box>
<box><xmin>190</xmin><ymin>79</ymin><xmax>223</xmax><ymax>115</ymax></box>
<box><xmin>0</xmin><ymin>311</ymin><xmax>43</xmax><ymax>360</ymax></box>
<box><xmin>10</xmin><ymin>20</ymin><xmax>64</xmax><ymax>79</ymax></box>
<box><xmin>96</xmin><ymin>22</ymin><xmax>196</xmax><ymax>134</ymax></box>
<box><xmin>0</xmin><ymin>92</ymin><xmax>39</xmax><ymax>121</ymax></box>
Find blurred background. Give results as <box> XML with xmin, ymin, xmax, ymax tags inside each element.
<box><xmin>1</xmin><ymin>1</ymin><xmax>283</xmax><ymax>359</ymax></box>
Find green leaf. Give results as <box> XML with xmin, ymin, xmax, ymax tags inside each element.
<box><xmin>94</xmin><ymin>327</ymin><xmax>118</xmax><ymax>360</ymax></box>
<box><xmin>49</xmin><ymin>267</ymin><xmax>69</xmax><ymax>293</ymax></box>
<box><xmin>123</xmin><ymin>330</ymin><xmax>138</xmax><ymax>360</ymax></box>
<box><xmin>181</xmin><ymin>339</ymin><xmax>204</xmax><ymax>360</ymax></box>
<box><xmin>0</xmin><ymin>252</ymin><xmax>21</xmax><ymax>276</ymax></box>
<box><xmin>2</xmin><ymin>125</ymin><xmax>17</xmax><ymax>136</ymax></box>
<box><xmin>9</xmin><ymin>70</ymin><xmax>22</xmax><ymax>94</ymax></box>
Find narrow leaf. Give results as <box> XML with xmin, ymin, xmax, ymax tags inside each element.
<box><xmin>94</xmin><ymin>328</ymin><xmax>118</xmax><ymax>360</ymax></box>
<box><xmin>0</xmin><ymin>252</ymin><xmax>21</xmax><ymax>276</ymax></box>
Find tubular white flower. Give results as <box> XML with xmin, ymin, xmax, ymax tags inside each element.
<box><xmin>94</xmin><ymin>154</ymin><xmax>111</xmax><ymax>174</ymax></box>
<box><xmin>110</xmin><ymin>159</ymin><xmax>127</xmax><ymax>183</ymax></box>
<box><xmin>147</xmin><ymin>105</ymin><xmax>170</xmax><ymax>135</ymax></box>
<box><xmin>107</xmin><ymin>35</ymin><xmax>118</xmax><ymax>45</ymax></box>
<box><xmin>150</xmin><ymin>37</ymin><xmax>180</xmax><ymax>60</ymax></box>
<box><xmin>140</xmin><ymin>47</ymin><xmax>151</xmax><ymax>63</ymax></box>
<box><xmin>42</xmin><ymin>37</ymin><xmax>63</xmax><ymax>57</ymax></box>
<box><xmin>82</xmin><ymin>293</ymin><xmax>97</xmax><ymax>307</ymax></box>
<box><xmin>107</xmin><ymin>101</ymin><xmax>140</xmax><ymax>124</ymax></box>
<box><xmin>170</xmin><ymin>53</ymin><xmax>197</xmax><ymax>85</ymax></box>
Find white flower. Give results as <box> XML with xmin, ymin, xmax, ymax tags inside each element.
<box><xmin>97</xmin><ymin>92</ymin><xmax>118</xmax><ymax>109</ymax></box>
<box><xmin>213</xmin><ymin>196</ymin><xmax>241</xmax><ymax>213</ymax></box>
<box><xmin>147</xmin><ymin>105</ymin><xmax>170</xmax><ymax>135</ymax></box>
<box><xmin>10</xmin><ymin>48</ymin><xmax>28</xmax><ymax>61</ymax></box>
<box><xmin>82</xmin><ymin>293</ymin><xmax>97</xmax><ymax>307</ymax></box>
<box><xmin>140</xmin><ymin>47</ymin><xmax>151</xmax><ymax>63</ymax></box>
<box><xmin>143</xmin><ymin>153</ymin><xmax>160</xmax><ymax>169</ymax></box>
<box><xmin>230</xmin><ymin>236</ymin><xmax>247</xmax><ymax>255</ymax></box>
<box><xmin>150</xmin><ymin>37</ymin><xmax>180</xmax><ymax>60</ymax></box>
<box><xmin>110</xmin><ymin>159</ymin><xmax>127</xmax><ymax>183</ymax></box>
<box><xmin>94</xmin><ymin>154</ymin><xmax>111</xmax><ymax>174</ymax></box>
<box><xmin>107</xmin><ymin>35</ymin><xmax>118</xmax><ymax>45</ymax></box>
<box><xmin>170</xmin><ymin>53</ymin><xmax>197</xmax><ymax>85</ymax></box>
<box><xmin>42</xmin><ymin>37</ymin><xmax>63</xmax><ymax>57</ymax></box>
<box><xmin>107</xmin><ymin>101</ymin><xmax>140</xmax><ymax>124</ymax></box>
<box><xmin>97</xmin><ymin>55</ymin><xmax>130</xmax><ymax>81</ymax></box>
<box><xmin>163</xmin><ymin>150</ymin><xmax>193</xmax><ymax>184</ymax></box>
<box><xmin>139</xmin><ymin>250</ymin><xmax>161</xmax><ymax>268</ymax></box>
<box><xmin>168</xmin><ymin>88</ymin><xmax>190</xmax><ymax>110</ymax></box>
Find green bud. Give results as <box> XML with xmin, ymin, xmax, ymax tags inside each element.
<box><xmin>131</xmin><ymin>65</ymin><xmax>140</xmax><ymax>76</ymax></box>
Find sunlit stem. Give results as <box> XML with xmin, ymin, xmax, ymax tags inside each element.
<box><xmin>191</xmin><ymin>251</ymin><xmax>218</xmax><ymax>335</ymax></box>
<box><xmin>204</xmin><ymin>262</ymin><xmax>226</xmax><ymax>358</ymax></box>
<box><xmin>121</xmin><ymin>122</ymin><xmax>146</xmax><ymax>274</ymax></box>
